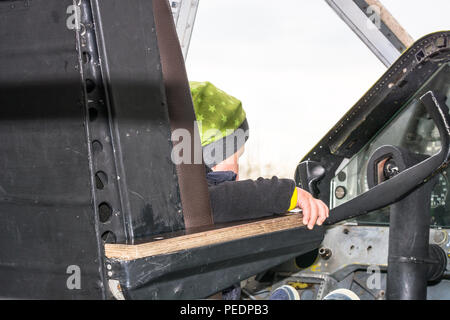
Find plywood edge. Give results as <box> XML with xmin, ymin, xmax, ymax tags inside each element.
<box><xmin>105</xmin><ymin>214</ymin><xmax>304</xmax><ymax>261</ymax></box>
<box><xmin>366</xmin><ymin>0</ymin><xmax>415</xmax><ymax>48</ymax></box>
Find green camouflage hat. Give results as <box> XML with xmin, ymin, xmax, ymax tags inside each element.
<box><xmin>190</xmin><ymin>81</ymin><xmax>249</xmax><ymax>166</ymax></box>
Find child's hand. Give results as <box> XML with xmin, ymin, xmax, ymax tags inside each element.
<box><xmin>296</xmin><ymin>187</ymin><xmax>329</xmax><ymax>230</ymax></box>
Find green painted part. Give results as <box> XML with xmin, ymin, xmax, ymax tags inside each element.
<box><xmin>190</xmin><ymin>81</ymin><xmax>247</xmax><ymax>147</ymax></box>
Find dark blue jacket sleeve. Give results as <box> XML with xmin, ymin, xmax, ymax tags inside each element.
<box><xmin>208</xmin><ymin>177</ymin><xmax>296</xmax><ymax>224</ymax></box>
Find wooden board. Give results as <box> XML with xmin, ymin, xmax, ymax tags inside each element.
<box><xmin>105</xmin><ymin>214</ymin><xmax>304</xmax><ymax>261</ymax></box>
<box><xmin>366</xmin><ymin>0</ymin><xmax>414</xmax><ymax>48</ymax></box>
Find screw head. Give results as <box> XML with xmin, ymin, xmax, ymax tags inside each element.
<box><xmin>335</xmin><ymin>186</ymin><xmax>347</xmax><ymax>199</ymax></box>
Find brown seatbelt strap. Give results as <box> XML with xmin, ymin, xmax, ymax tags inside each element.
<box><xmin>153</xmin><ymin>0</ymin><xmax>214</xmax><ymax>228</ymax></box>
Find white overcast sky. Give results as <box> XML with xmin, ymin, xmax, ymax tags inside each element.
<box><xmin>186</xmin><ymin>0</ymin><xmax>450</xmax><ymax>179</ymax></box>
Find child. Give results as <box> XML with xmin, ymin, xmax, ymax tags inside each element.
<box><xmin>190</xmin><ymin>81</ymin><xmax>328</xmax><ymax>230</ymax></box>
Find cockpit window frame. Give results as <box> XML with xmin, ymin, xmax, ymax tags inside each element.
<box><xmin>299</xmin><ymin>32</ymin><xmax>450</xmax><ymax>210</ymax></box>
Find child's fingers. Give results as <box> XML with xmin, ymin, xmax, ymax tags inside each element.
<box><xmin>297</xmin><ymin>188</ymin><xmax>330</xmax><ymax>229</ymax></box>
<box><xmin>307</xmin><ymin>198</ymin><xmax>319</xmax><ymax>230</ymax></box>
<box><xmin>299</xmin><ymin>198</ymin><xmax>311</xmax><ymax>226</ymax></box>
<box><xmin>324</xmin><ymin>200</ymin><xmax>330</xmax><ymax>218</ymax></box>
<box><xmin>316</xmin><ymin>201</ymin><xmax>327</xmax><ymax>225</ymax></box>
<box><xmin>322</xmin><ymin>200</ymin><xmax>329</xmax><ymax>218</ymax></box>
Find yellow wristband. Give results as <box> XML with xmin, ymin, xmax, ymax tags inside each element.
<box><xmin>288</xmin><ymin>187</ymin><xmax>298</xmax><ymax>211</ymax></box>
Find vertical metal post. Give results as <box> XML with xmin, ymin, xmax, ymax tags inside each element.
<box><xmin>170</xmin><ymin>0</ymin><xmax>200</xmax><ymax>60</ymax></box>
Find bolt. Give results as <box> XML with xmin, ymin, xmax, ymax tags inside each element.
<box><xmin>335</xmin><ymin>186</ymin><xmax>347</xmax><ymax>200</ymax></box>
<box><xmin>319</xmin><ymin>247</ymin><xmax>332</xmax><ymax>260</ymax></box>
